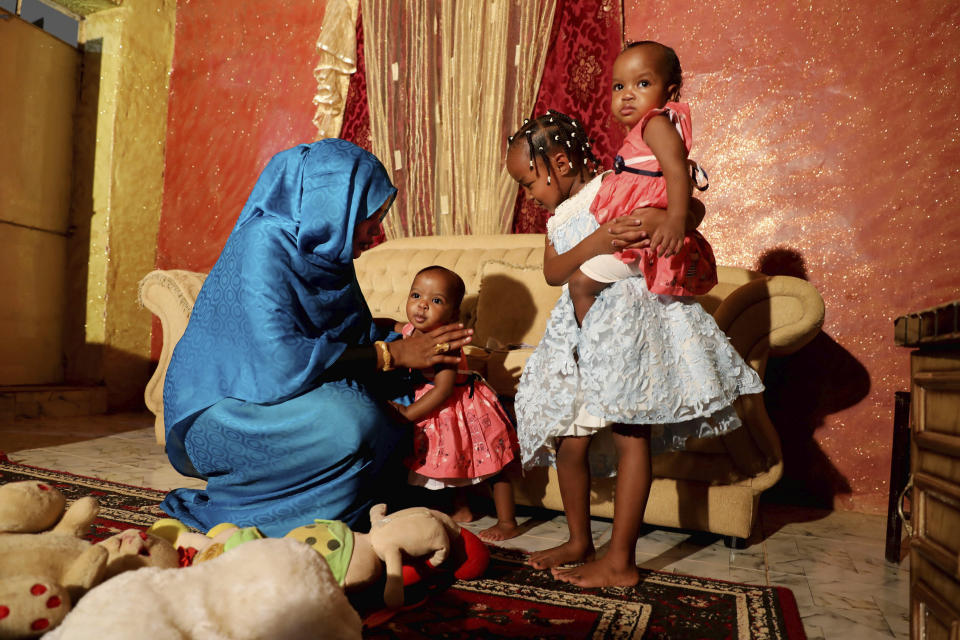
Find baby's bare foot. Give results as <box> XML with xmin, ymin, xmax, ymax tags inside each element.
<box><xmin>526</xmin><ymin>541</ymin><xmax>594</xmax><ymax>570</ymax></box>
<box><xmin>451</xmin><ymin>505</ymin><xmax>476</xmax><ymax>523</ymax></box>
<box><xmin>551</xmin><ymin>556</ymin><xmax>640</xmax><ymax>588</ymax></box>
<box><xmin>478</xmin><ymin>520</ymin><xmax>521</xmax><ymax>542</ymax></box>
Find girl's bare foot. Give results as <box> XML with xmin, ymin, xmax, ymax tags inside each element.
<box><xmin>450</xmin><ymin>504</ymin><xmax>476</xmax><ymax>523</ymax></box>
<box><xmin>526</xmin><ymin>540</ymin><xmax>595</xmax><ymax>570</ymax></box>
<box><xmin>551</xmin><ymin>556</ymin><xmax>640</xmax><ymax>588</ymax></box>
<box><xmin>478</xmin><ymin>519</ymin><xmax>520</xmax><ymax>542</ymax></box>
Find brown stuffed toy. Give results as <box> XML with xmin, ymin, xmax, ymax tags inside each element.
<box><xmin>0</xmin><ymin>481</ymin><xmax>179</xmax><ymax>639</ymax></box>
<box><xmin>285</xmin><ymin>503</ymin><xmax>489</xmax><ymax>611</ymax></box>
<box><xmin>0</xmin><ymin>481</ymin><xmax>107</xmax><ymax>638</ymax></box>
<box><xmin>150</xmin><ymin>502</ymin><xmax>490</xmax><ymax>615</ymax></box>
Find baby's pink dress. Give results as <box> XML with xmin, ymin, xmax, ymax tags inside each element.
<box><xmin>401</xmin><ymin>323</ymin><xmax>518</xmax><ymax>487</ymax></box>
<box><xmin>590</xmin><ymin>101</ymin><xmax>717</xmax><ymax>296</ymax></box>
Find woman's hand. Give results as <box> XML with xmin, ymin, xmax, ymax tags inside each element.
<box><xmin>388</xmin><ymin>323</ymin><xmax>473</xmax><ymax>370</ymax></box>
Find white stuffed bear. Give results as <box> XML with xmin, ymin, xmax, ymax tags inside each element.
<box><xmin>46</xmin><ymin>537</ymin><xmax>362</xmax><ymax>640</ymax></box>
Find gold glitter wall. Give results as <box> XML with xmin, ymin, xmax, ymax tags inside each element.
<box><xmin>625</xmin><ymin>1</ymin><xmax>960</xmax><ymax>513</ymax></box>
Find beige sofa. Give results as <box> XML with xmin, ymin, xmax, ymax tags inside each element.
<box><xmin>139</xmin><ymin>234</ymin><xmax>824</xmax><ymax>546</ymax></box>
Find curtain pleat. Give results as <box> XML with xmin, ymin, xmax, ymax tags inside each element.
<box><xmin>339</xmin><ymin>2</ymin><xmax>372</xmax><ymax>151</ymax></box>
<box><xmin>362</xmin><ymin>0</ymin><xmax>555</xmax><ymax>238</ymax></box>
<box><xmin>312</xmin><ymin>0</ymin><xmax>362</xmax><ymax>140</ymax></box>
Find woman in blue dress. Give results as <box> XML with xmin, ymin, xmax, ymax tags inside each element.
<box><xmin>160</xmin><ymin>139</ymin><xmax>473</xmax><ymax>537</ymax></box>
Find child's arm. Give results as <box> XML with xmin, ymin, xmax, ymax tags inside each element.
<box><xmin>643</xmin><ymin>115</ymin><xmax>691</xmax><ymax>257</ymax></box>
<box><xmin>394</xmin><ymin>364</ymin><xmax>457</xmax><ymax>423</ymax></box>
<box><xmin>543</xmin><ymin>198</ymin><xmax>704</xmax><ymax>286</ymax></box>
<box><xmin>542</xmin><ymin>229</ymin><xmax>616</xmax><ymax>286</ymax></box>
<box><xmin>623</xmin><ymin>198</ymin><xmax>705</xmax><ymax>239</ymax></box>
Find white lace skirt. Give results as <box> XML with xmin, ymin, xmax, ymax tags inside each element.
<box><xmin>514</xmin><ymin>276</ymin><xmax>764</xmax><ymax>477</ymax></box>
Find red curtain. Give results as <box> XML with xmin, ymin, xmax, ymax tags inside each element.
<box><xmin>340</xmin><ymin>3</ymin><xmax>371</xmax><ymax>152</ymax></box>
<box><xmin>340</xmin><ymin>0</ymin><xmax>623</xmax><ymax>234</ymax></box>
<box><xmin>511</xmin><ymin>0</ymin><xmax>625</xmax><ymax>233</ymax></box>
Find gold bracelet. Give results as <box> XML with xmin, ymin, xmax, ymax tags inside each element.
<box><xmin>374</xmin><ymin>340</ymin><xmax>393</xmax><ymax>372</ymax></box>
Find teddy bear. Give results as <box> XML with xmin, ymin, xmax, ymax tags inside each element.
<box><xmin>363</xmin><ymin>503</ymin><xmax>488</xmax><ymax>609</ymax></box>
<box><xmin>0</xmin><ymin>480</ymin><xmax>107</xmax><ymax>638</ymax></box>
<box><xmin>148</xmin><ymin>503</ymin><xmax>490</xmax><ymax>614</ymax></box>
<box><xmin>96</xmin><ymin>528</ymin><xmax>180</xmax><ymax>580</ymax></box>
<box><xmin>0</xmin><ymin>481</ymin><xmax>180</xmax><ymax>639</ymax></box>
<box><xmin>44</xmin><ymin>537</ymin><xmax>363</xmax><ymax>640</ymax></box>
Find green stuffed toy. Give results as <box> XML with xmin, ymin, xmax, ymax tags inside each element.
<box><xmin>149</xmin><ymin>503</ymin><xmax>490</xmax><ymax>614</ymax></box>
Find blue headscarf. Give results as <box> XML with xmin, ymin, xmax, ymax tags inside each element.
<box><xmin>163</xmin><ymin>140</ymin><xmax>397</xmax><ymax>475</ymax></box>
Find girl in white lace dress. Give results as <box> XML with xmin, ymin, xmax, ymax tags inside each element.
<box><xmin>506</xmin><ymin>111</ymin><xmax>764</xmax><ymax>588</ymax></box>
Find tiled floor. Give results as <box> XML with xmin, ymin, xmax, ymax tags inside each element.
<box><xmin>0</xmin><ymin>412</ymin><xmax>909</xmax><ymax>640</ymax></box>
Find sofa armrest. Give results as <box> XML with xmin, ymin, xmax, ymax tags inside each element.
<box><xmin>703</xmin><ymin>275</ymin><xmax>823</xmax><ymax>481</ymax></box>
<box><xmin>711</xmin><ymin>275</ymin><xmax>825</xmax><ymax>376</ymax></box>
<box><xmin>138</xmin><ymin>270</ymin><xmax>207</xmax><ymax>443</ymax></box>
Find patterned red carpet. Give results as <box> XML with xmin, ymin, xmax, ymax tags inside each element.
<box><xmin>365</xmin><ymin>547</ymin><xmax>806</xmax><ymax>639</ymax></box>
<box><xmin>0</xmin><ymin>455</ymin><xmax>168</xmax><ymax>542</ymax></box>
<box><xmin>1</xmin><ymin>457</ymin><xmax>806</xmax><ymax>639</ymax></box>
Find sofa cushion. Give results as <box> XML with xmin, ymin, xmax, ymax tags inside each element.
<box><xmin>472</xmin><ymin>261</ymin><xmax>561</xmax><ymax>395</ymax></box>
<box><xmin>355</xmin><ymin>234</ymin><xmax>545</xmax><ymax>331</ymax></box>
<box><xmin>473</xmin><ymin>261</ymin><xmax>560</xmax><ymax>348</ymax></box>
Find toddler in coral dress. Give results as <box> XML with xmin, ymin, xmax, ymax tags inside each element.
<box><xmin>568</xmin><ymin>40</ymin><xmax>718</xmax><ymax>325</ymax></box>
<box><xmin>389</xmin><ymin>265</ymin><xmax>521</xmax><ymax>542</ymax></box>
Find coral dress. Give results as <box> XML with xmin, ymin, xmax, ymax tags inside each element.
<box><xmin>402</xmin><ymin>323</ymin><xmax>519</xmax><ymax>489</ymax></box>
<box><xmin>590</xmin><ymin>102</ymin><xmax>717</xmax><ymax>296</ymax></box>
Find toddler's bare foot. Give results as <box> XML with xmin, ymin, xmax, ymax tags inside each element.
<box><xmin>551</xmin><ymin>556</ymin><xmax>640</xmax><ymax>588</ymax></box>
<box><xmin>450</xmin><ymin>504</ymin><xmax>476</xmax><ymax>523</ymax></box>
<box><xmin>478</xmin><ymin>519</ymin><xmax>520</xmax><ymax>542</ymax></box>
<box><xmin>526</xmin><ymin>540</ymin><xmax>594</xmax><ymax>570</ymax></box>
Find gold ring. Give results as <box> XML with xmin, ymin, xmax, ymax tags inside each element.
<box><xmin>433</xmin><ymin>342</ymin><xmax>450</xmax><ymax>354</ymax></box>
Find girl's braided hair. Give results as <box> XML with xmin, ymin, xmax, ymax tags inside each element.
<box><xmin>507</xmin><ymin>110</ymin><xmax>602</xmax><ymax>184</ymax></box>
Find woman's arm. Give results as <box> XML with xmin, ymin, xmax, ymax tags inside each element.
<box><xmin>643</xmin><ymin>116</ymin><xmax>691</xmax><ymax>257</ymax></box>
<box><xmin>394</xmin><ymin>366</ymin><xmax>457</xmax><ymax>422</ymax></box>
<box><xmin>384</xmin><ymin>324</ymin><xmax>473</xmax><ymax>370</ymax></box>
<box><xmin>330</xmin><ymin>323</ymin><xmax>472</xmax><ymax>379</ymax></box>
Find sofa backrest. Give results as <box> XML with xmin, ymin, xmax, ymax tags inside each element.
<box><xmin>355</xmin><ymin>234</ymin><xmax>545</xmax><ymax>330</ymax></box>
<box><xmin>355</xmin><ymin>233</ymin><xmax>765</xmax><ymax>334</ymax></box>
<box><xmin>355</xmin><ymin>234</ymin><xmax>768</xmax><ymax>397</ymax></box>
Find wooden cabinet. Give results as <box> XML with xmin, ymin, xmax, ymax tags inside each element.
<box><xmin>896</xmin><ymin>303</ymin><xmax>960</xmax><ymax>639</ymax></box>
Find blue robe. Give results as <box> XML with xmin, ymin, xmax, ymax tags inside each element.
<box><xmin>160</xmin><ymin>140</ymin><xmax>405</xmax><ymax>536</ymax></box>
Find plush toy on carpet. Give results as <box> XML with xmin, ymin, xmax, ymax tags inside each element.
<box><xmin>149</xmin><ymin>503</ymin><xmax>490</xmax><ymax>621</ymax></box>
<box><xmin>46</xmin><ymin>537</ymin><xmax>363</xmax><ymax>640</ymax></box>
<box><xmin>288</xmin><ymin>503</ymin><xmax>489</xmax><ymax>613</ymax></box>
<box><xmin>0</xmin><ymin>481</ymin><xmax>179</xmax><ymax>639</ymax></box>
